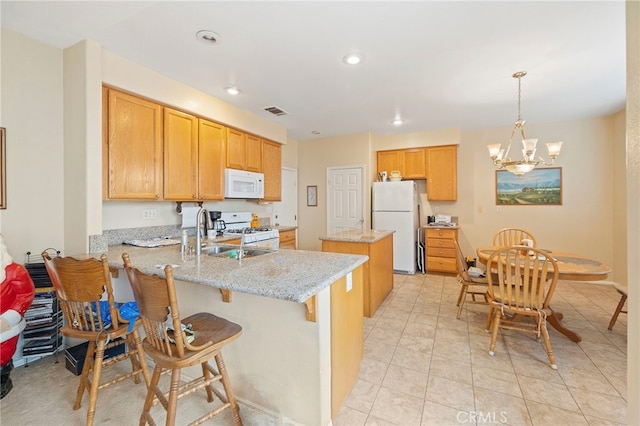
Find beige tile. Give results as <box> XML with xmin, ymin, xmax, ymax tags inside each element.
<box><xmin>569</xmin><ymin>386</ymin><xmax>627</xmax><ymax>424</ymax></box>
<box><xmin>425</xmin><ymin>376</ymin><xmax>474</xmax><ymax>412</ymax></box>
<box><xmin>421</xmin><ymin>400</ymin><xmax>468</xmax><ymax>426</ymax></box>
<box><xmin>404</xmin><ymin>321</ymin><xmax>437</xmax><ymax>339</ymax></box>
<box><xmin>381</xmin><ymin>309</ymin><xmax>412</xmax><ymax>322</ymax></box>
<box><xmin>472</xmin><ymin>365</ymin><xmax>521</xmax><ymax>398</ymax></box>
<box><xmin>367</xmin><ymin>327</ymin><xmax>403</xmax><ymax>345</ymax></box>
<box><xmin>376</xmin><ymin>316</ymin><xmax>409</xmax><ymax>332</ymax></box>
<box><xmin>558</xmin><ymin>366</ymin><xmax>620</xmax><ymax>397</ymax></box>
<box><xmin>344</xmin><ymin>379</ymin><xmax>381</xmax><ymax>413</ymax></box>
<box><xmin>381</xmin><ymin>364</ymin><xmax>429</xmax><ymax>398</ymax></box>
<box><xmin>369</xmin><ymin>387</ymin><xmax>424</xmax><ymax>426</ymax></box>
<box><xmin>429</xmin><ymin>355</ymin><xmax>472</xmax><ymax>385</ymax></box>
<box><xmin>432</xmin><ymin>338</ymin><xmax>471</xmax><ymax>362</ymax></box>
<box><xmin>526</xmin><ymin>400</ymin><xmax>588</xmax><ymax>426</ymax></box>
<box><xmin>475</xmin><ymin>388</ymin><xmax>532</xmax><ymax>426</ymax></box>
<box><xmin>364</xmin><ymin>338</ymin><xmax>397</xmax><ymax>364</ymax></box>
<box><xmin>518</xmin><ymin>376</ymin><xmax>580</xmax><ymax>412</ymax></box>
<box><xmin>365</xmin><ymin>415</ymin><xmax>400</xmax><ymax>426</ymax></box>
<box><xmin>509</xmin><ymin>354</ymin><xmax>564</xmax><ymax>385</ymax></box>
<box><xmin>359</xmin><ymin>357</ymin><xmax>390</xmax><ymax>384</ymax></box>
<box><xmin>397</xmin><ymin>333</ymin><xmax>435</xmax><ymax>354</ymax></box>
<box><xmin>390</xmin><ymin>346</ymin><xmax>432</xmax><ymax>373</ymax></box>
<box><xmin>334</xmin><ymin>406</ymin><xmax>368</xmax><ymax>426</ymax></box>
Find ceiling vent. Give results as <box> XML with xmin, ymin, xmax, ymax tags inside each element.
<box><xmin>263</xmin><ymin>106</ymin><xmax>288</xmax><ymax>116</ymax></box>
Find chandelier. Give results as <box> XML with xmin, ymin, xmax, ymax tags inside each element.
<box><xmin>487</xmin><ymin>71</ymin><xmax>563</xmax><ymax>176</ymax></box>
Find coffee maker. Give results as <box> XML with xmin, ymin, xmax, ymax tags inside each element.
<box><xmin>209</xmin><ymin>211</ymin><xmax>225</xmax><ymax>236</ymax></box>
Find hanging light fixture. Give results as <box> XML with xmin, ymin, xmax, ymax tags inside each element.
<box><xmin>487</xmin><ymin>71</ymin><xmax>563</xmax><ymax>176</ymax></box>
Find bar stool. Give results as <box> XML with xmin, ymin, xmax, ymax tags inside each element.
<box><xmin>41</xmin><ymin>252</ymin><xmax>150</xmax><ymax>426</ymax></box>
<box><xmin>121</xmin><ymin>253</ymin><xmax>243</xmax><ymax>426</ymax></box>
<box><xmin>608</xmin><ymin>282</ymin><xmax>628</xmax><ymax>330</ymax></box>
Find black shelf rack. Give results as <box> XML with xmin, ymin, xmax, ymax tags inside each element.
<box><xmin>22</xmin><ymin>248</ymin><xmax>63</xmax><ymax>363</ymax></box>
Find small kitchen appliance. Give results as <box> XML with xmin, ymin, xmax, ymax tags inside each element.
<box><xmin>221</xmin><ymin>212</ymin><xmax>279</xmax><ymax>249</ymax></box>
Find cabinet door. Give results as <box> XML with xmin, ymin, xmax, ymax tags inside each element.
<box><xmin>262</xmin><ymin>139</ymin><xmax>282</xmax><ymax>201</ymax></box>
<box><xmin>198</xmin><ymin>119</ymin><xmax>226</xmax><ymax>200</ymax></box>
<box><xmin>105</xmin><ymin>88</ymin><xmax>163</xmax><ymax>200</ymax></box>
<box><xmin>402</xmin><ymin>148</ymin><xmax>426</xmax><ymax>179</ymax></box>
<box><xmin>163</xmin><ymin>108</ymin><xmax>198</xmax><ymax>200</ymax></box>
<box><xmin>226</xmin><ymin>128</ymin><xmax>246</xmax><ymax>170</ymax></box>
<box><xmin>376</xmin><ymin>150</ymin><xmax>401</xmax><ymax>176</ymax></box>
<box><xmin>426</xmin><ymin>145</ymin><xmax>457</xmax><ymax>201</ymax></box>
<box><xmin>246</xmin><ymin>134</ymin><xmax>262</xmax><ymax>172</ymax></box>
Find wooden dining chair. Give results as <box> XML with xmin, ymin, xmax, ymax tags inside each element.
<box><xmin>41</xmin><ymin>252</ymin><xmax>150</xmax><ymax>426</ymax></box>
<box><xmin>121</xmin><ymin>253</ymin><xmax>243</xmax><ymax>426</ymax></box>
<box><xmin>485</xmin><ymin>246</ymin><xmax>560</xmax><ymax>369</ymax></box>
<box><xmin>492</xmin><ymin>227</ymin><xmax>537</xmax><ymax>247</ymax></box>
<box><xmin>454</xmin><ymin>240</ymin><xmax>489</xmax><ymax>319</ymax></box>
<box><xmin>608</xmin><ymin>282</ymin><xmax>628</xmax><ymax>330</ymax></box>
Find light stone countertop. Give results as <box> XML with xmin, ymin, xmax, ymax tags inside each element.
<box><xmin>318</xmin><ymin>229</ymin><xmax>394</xmax><ymax>243</ymax></box>
<box><xmin>104</xmin><ymin>243</ymin><xmax>368</xmax><ymax>304</ymax></box>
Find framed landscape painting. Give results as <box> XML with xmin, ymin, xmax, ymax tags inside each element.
<box><xmin>495</xmin><ymin>167</ymin><xmax>562</xmax><ymax>206</ymax></box>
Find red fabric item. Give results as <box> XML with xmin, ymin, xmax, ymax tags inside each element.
<box><xmin>1</xmin><ymin>263</ymin><xmax>35</xmax><ymax>365</ymax></box>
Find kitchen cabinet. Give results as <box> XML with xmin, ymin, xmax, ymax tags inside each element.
<box><xmin>426</xmin><ymin>145</ymin><xmax>457</xmax><ymax>201</ymax></box>
<box><xmin>225</xmin><ymin>128</ymin><xmax>247</xmax><ymax>170</ymax></box>
<box><xmin>198</xmin><ymin>119</ymin><xmax>226</xmax><ymax>200</ymax></box>
<box><xmin>426</xmin><ymin>227</ymin><xmax>458</xmax><ymax>274</ymax></box>
<box><xmin>163</xmin><ymin>108</ymin><xmax>198</xmax><ymax>200</ymax></box>
<box><xmin>246</xmin><ymin>134</ymin><xmax>262</xmax><ymax>172</ymax></box>
<box><xmin>262</xmin><ymin>139</ymin><xmax>282</xmax><ymax>201</ymax></box>
<box><xmin>376</xmin><ymin>150</ymin><xmax>401</xmax><ymax>176</ymax></box>
<box><xmin>103</xmin><ymin>87</ymin><xmax>163</xmax><ymax>200</ymax></box>
<box><xmin>279</xmin><ymin>229</ymin><xmax>296</xmax><ymax>249</ymax></box>
<box><xmin>376</xmin><ymin>148</ymin><xmax>426</xmax><ymax>179</ymax></box>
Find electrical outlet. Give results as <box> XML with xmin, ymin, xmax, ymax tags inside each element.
<box><xmin>142</xmin><ymin>209</ymin><xmax>158</xmax><ymax>220</ymax></box>
<box><xmin>434</xmin><ymin>206</ymin><xmax>440</xmax><ymax>213</ymax></box>
<box><xmin>496</xmin><ymin>206</ymin><xmax>502</xmax><ymax>213</ymax></box>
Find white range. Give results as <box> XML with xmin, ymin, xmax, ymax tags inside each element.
<box><xmin>220</xmin><ymin>212</ymin><xmax>280</xmax><ymax>249</ymax></box>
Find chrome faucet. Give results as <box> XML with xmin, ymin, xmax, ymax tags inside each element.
<box><xmin>238</xmin><ymin>228</ymin><xmax>248</xmax><ymax>260</ymax></box>
<box><xmin>195</xmin><ymin>207</ymin><xmax>211</xmax><ymax>256</ymax></box>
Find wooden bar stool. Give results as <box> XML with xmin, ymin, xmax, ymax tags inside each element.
<box><xmin>608</xmin><ymin>283</ymin><xmax>628</xmax><ymax>330</ymax></box>
<box><xmin>122</xmin><ymin>253</ymin><xmax>243</xmax><ymax>426</ymax></box>
<box><xmin>41</xmin><ymin>252</ymin><xmax>150</xmax><ymax>426</ymax></box>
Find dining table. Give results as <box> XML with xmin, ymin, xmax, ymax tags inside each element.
<box><xmin>476</xmin><ymin>246</ymin><xmax>612</xmax><ymax>343</ymax></box>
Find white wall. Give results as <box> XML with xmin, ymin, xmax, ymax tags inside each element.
<box><xmin>0</xmin><ymin>29</ymin><xmax>65</xmax><ymax>261</ymax></box>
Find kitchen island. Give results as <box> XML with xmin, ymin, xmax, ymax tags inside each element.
<box><xmin>320</xmin><ymin>229</ymin><xmax>394</xmax><ymax>317</ymax></box>
<box><xmin>103</xmin><ymin>243</ymin><xmax>368</xmax><ymax>425</ymax></box>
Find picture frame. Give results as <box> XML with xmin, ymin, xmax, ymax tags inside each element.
<box><xmin>496</xmin><ymin>167</ymin><xmax>562</xmax><ymax>206</ymax></box>
<box><xmin>0</xmin><ymin>128</ymin><xmax>5</xmax><ymax>210</ymax></box>
<box><xmin>306</xmin><ymin>185</ymin><xmax>318</xmax><ymax>207</ymax></box>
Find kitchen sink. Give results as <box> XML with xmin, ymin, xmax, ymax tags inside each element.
<box><xmin>207</xmin><ymin>246</ymin><xmax>272</xmax><ymax>258</ymax></box>
<box><xmin>206</xmin><ymin>245</ymin><xmax>236</xmax><ymax>255</ymax></box>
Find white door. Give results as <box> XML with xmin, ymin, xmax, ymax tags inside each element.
<box><xmin>273</xmin><ymin>167</ymin><xmax>297</xmax><ymax>226</ymax></box>
<box><xmin>327</xmin><ymin>166</ymin><xmax>364</xmax><ymax>234</ymax></box>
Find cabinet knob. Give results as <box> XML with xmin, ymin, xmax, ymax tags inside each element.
<box><xmin>155</xmin><ymin>194</ymin><xmax>160</xmax><ymax>199</ymax></box>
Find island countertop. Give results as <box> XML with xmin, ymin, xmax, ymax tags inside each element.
<box><xmin>104</xmin><ymin>243</ymin><xmax>368</xmax><ymax>304</ymax></box>
<box><xmin>319</xmin><ymin>229</ymin><xmax>394</xmax><ymax>244</ymax></box>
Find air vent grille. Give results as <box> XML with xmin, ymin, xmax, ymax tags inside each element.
<box><xmin>263</xmin><ymin>106</ymin><xmax>288</xmax><ymax>116</ymax></box>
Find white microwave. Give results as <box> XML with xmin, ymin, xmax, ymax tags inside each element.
<box><xmin>224</xmin><ymin>169</ymin><xmax>264</xmax><ymax>199</ymax></box>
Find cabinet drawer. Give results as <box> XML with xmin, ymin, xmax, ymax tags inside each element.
<box><xmin>426</xmin><ymin>228</ymin><xmax>457</xmax><ymax>239</ymax></box>
<box><xmin>426</xmin><ymin>247</ymin><xmax>456</xmax><ymax>258</ymax></box>
<box><xmin>279</xmin><ymin>230</ymin><xmax>296</xmax><ymax>243</ymax></box>
<box><xmin>427</xmin><ymin>257</ymin><xmax>457</xmax><ymax>273</ymax></box>
<box><xmin>426</xmin><ymin>238</ymin><xmax>455</xmax><ymax>249</ymax></box>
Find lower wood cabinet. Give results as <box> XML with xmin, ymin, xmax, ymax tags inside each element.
<box><xmin>426</xmin><ymin>227</ymin><xmax>458</xmax><ymax>274</ymax></box>
<box><xmin>279</xmin><ymin>229</ymin><xmax>297</xmax><ymax>249</ymax></box>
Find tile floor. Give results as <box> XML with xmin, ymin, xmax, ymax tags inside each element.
<box><xmin>334</xmin><ymin>273</ymin><xmax>627</xmax><ymax>426</ymax></box>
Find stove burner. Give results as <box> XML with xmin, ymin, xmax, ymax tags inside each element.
<box><xmin>226</xmin><ymin>227</ymin><xmax>272</xmax><ymax>234</ymax></box>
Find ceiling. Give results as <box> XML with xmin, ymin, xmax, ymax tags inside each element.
<box><xmin>1</xmin><ymin>1</ymin><xmax>627</xmax><ymax>141</ymax></box>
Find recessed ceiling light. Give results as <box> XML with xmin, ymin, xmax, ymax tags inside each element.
<box><xmin>225</xmin><ymin>86</ymin><xmax>241</xmax><ymax>95</ymax></box>
<box><xmin>391</xmin><ymin>118</ymin><xmax>404</xmax><ymax>126</ymax></box>
<box><xmin>342</xmin><ymin>53</ymin><xmax>363</xmax><ymax>65</ymax></box>
<box><xmin>196</xmin><ymin>30</ymin><xmax>220</xmax><ymax>44</ymax></box>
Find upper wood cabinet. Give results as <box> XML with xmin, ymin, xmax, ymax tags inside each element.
<box><xmin>401</xmin><ymin>148</ymin><xmax>426</xmax><ymax>179</ymax></box>
<box><xmin>103</xmin><ymin>88</ymin><xmax>163</xmax><ymax>200</ymax></box>
<box><xmin>246</xmin><ymin>134</ymin><xmax>262</xmax><ymax>172</ymax></box>
<box><xmin>261</xmin><ymin>139</ymin><xmax>282</xmax><ymax>201</ymax></box>
<box><xmin>163</xmin><ymin>108</ymin><xmax>198</xmax><ymax>201</ymax></box>
<box><xmin>376</xmin><ymin>150</ymin><xmax>401</xmax><ymax>176</ymax></box>
<box><xmin>198</xmin><ymin>119</ymin><xmax>226</xmax><ymax>200</ymax></box>
<box><xmin>426</xmin><ymin>144</ymin><xmax>457</xmax><ymax>201</ymax></box>
<box><xmin>376</xmin><ymin>148</ymin><xmax>426</xmax><ymax>179</ymax></box>
<box><xmin>225</xmin><ymin>128</ymin><xmax>246</xmax><ymax>170</ymax></box>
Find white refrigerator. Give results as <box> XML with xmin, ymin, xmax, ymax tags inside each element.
<box><xmin>372</xmin><ymin>181</ymin><xmax>418</xmax><ymax>274</ymax></box>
